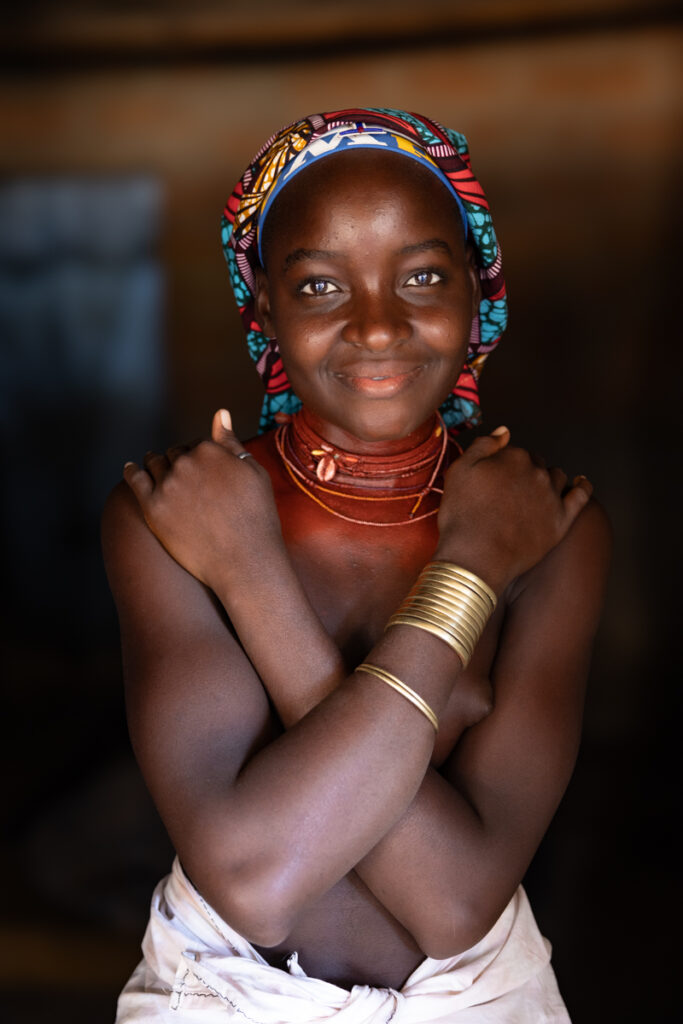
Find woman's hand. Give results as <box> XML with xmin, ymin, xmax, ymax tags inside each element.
<box><xmin>436</xmin><ymin>426</ymin><xmax>593</xmax><ymax>593</ymax></box>
<box><xmin>123</xmin><ymin>409</ymin><xmax>284</xmax><ymax>590</ymax></box>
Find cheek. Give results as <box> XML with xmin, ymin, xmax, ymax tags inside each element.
<box><xmin>423</xmin><ymin>308</ymin><xmax>471</xmax><ymax>362</ymax></box>
<box><xmin>276</xmin><ymin>330</ymin><xmax>331</xmax><ymax>396</ymax></box>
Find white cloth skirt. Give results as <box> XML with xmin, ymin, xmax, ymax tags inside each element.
<box><xmin>116</xmin><ymin>858</ymin><xmax>570</xmax><ymax>1022</ymax></box>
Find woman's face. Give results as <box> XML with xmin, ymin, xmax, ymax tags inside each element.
<box><xmin>256</xmin><ymin>149</ymin><xmax>480</xmax><ymax>445</ymax></box>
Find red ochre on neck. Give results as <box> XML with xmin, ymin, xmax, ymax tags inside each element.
<box><xmin>275</xmin><ymin>409</ymin><xmax>460</xmax><ymax>526</ymax></box>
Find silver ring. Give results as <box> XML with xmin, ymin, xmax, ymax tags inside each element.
<box><xmin>237</xmin><ymin>451</ymin><xmax>254</xmax><ymax>460</ymax></box>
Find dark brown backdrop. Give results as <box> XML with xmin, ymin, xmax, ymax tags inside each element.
<box><xmin>2</xmin><ymin>3</ymin><xmax>680</xmax><ymax>1021</ymax></box>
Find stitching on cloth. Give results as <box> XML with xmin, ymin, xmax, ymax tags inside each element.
<box><xmin>170</xmin><ymin>969</ymin><xmax>219</xmax><ymax>1011</ymax></box>
<box><xmin>170</xmin><ymin>968</ymin><xmax>190</xmax><ymax>1011</ymax></box>
<box><xmin>176</xmin><ymin>966</ymin><xmax>271</xmax><ymax>1024</ymax></box>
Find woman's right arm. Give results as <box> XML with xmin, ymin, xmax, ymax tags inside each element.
<box><xmin>102</xmin><ymin>477</ymin><xmax>460</xmax><ymax>948</ymax></box>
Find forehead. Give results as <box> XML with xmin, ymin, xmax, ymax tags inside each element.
<box><xmin>260</xmin><ymin>149</ymin><xmax>465</xmax><ymax>263</ymax></box>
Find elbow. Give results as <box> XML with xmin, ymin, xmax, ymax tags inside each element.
<box><xmin>183</xmin><ymin>853</ymin><xmax>298</xmax><ymax>949</ymax></box>
<box><xmin>223</xmin><ymin>869</ymin><xmax>297</xmax><ymax>948</ymax></box>
<box><xmin>412</xmin><ymin>897</ymin><xmax>502</xmax><ymax>962</ymax></box>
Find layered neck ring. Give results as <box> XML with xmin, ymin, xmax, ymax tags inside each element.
<box><xmin>275</xmin><ymin>409</ymin><xmax>454</xmax><ymax>527</ymax></box>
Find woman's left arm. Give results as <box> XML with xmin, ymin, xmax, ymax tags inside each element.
<box><xmin>349</xmin><ymin>496</ymin><xmax>611</xmax><ymax>958</ymax></box>
<box><xmin>228</xmin><ymin>456</ymin><xmax>610</xmax><ymax>958</ymax></box>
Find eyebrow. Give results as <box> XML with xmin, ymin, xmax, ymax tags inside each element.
<box><xmin>282</xmin><ymin>248</ymin><xmax>341</xmax><ymax>271</ymax></box>
<box><xmin>281</xmin><ymin>238</ymin><xmax>453</xmax><ymax>273</ymax></box>
<box><xmin>399</xmin><ymin>238</ymin><xmax>453</xmax><ymax>257</ymax></box>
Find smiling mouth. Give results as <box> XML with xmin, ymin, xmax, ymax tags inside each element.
<box><xmin>333</xmin><ymin>366</ymin><xmax>424</xmax><ymax>396</ymax></box>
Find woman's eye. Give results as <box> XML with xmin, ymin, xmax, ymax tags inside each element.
<box><xmin>299</xmin><ymin>279</ymin><xmax>339</xmax><ymax>296</ymax></box>
<box><xmin>406</xmin><ymin>270</ymin><xmax>443</xmax><ymax>287</ymax></box>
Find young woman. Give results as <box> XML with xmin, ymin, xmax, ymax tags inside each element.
<box><xmin>103</xmin><ymin>109</ymin><xmax>610</xmax><ymax>1022</ymax></box>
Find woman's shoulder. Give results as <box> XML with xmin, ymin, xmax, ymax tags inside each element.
<box><xmin>510</xmin><ymin>494</ymin><xmax>612</xmax><ymax>618</ymax></box>
<box><xmin>554</xmin><ymin>493</ymin><xmax>611</xmax><ymax>569</ymax></box>
<box><xmin>101</xmin><ymin>477</ymin><xmax>145</xmax><ymax>554</ymax></box>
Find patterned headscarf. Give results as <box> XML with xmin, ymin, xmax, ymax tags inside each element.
<box><xmin>221</xmin><ymin>108</ymin><xmax>507</xmax><ymax>434</ymax></box>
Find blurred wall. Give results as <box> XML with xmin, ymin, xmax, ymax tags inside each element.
<box><xmin>1</xmin><ymin>3</ymin><xmax>681</xmax><ymax>1022</ymax></box>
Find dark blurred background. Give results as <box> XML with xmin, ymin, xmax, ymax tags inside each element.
<box><xmin>1</xmin><ymin>2</ymin><xmax>681</xmax><ymax>1021</ymax></box>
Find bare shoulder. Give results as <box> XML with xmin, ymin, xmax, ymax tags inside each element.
<box><xmin>101</xmin><ymin>478</ymin><xmax>210</xmax><ymax>628</ymax></box>
<box><xmin>102</xmin><ymin>472</ymin><xmax>238</xmax><ymax>625</ymax></box>
<box><xmin>101</xmin><ymin>478</ymin><xmax>148</xmax><ymax>570</ymax></box>
<box><xmin>549</xmin><ymin>494</ymin><xmax>611</xmax><ymax>568</ymax></box>
<box><xmin>102</xmin><ymin>476</ymin><xmax>142</xmax><ymax>540</ymax></box>
<box><xmin>101</xmin><ymin>477</ymin><xmax>268</xmax><ymax>676</ymax></box>
<box><xmin>511</xmin><ymin>496</ymin><xmax>612</xmax><ymax>624</ymax></box>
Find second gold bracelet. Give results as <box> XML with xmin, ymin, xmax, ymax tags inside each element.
<box><xmin>356</xmin><ymin>663</ymin><xmax>439</xmax><ymax>732</ymax></box>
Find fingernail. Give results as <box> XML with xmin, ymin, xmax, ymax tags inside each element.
<box><xmin>123</xmin><ymin>461</ymin><xmax>134</xmax><ymax>469</ymax></box>
<box><xmin>219</xmin><ymin>409</ymin><xmax>232</xmax><ymax>430</ymax></box>
<box><xmin>573</xmin><ymin>474</ymin><xmax>587</xmax><ymax>485</ymax></box>
<box><xmin>491</xmin><ymin>425</ymin><xmax>508</xmax><ymax>437</ymax></box>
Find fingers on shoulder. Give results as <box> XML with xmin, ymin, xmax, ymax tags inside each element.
<box><xmin>123</xmin><ymin>457</ymin><xmax>167</xmax><ymax>505</ymax></box>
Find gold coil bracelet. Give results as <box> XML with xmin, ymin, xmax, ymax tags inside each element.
<box><xmin>386</xmin><ymin>562</ymin><xmax>497</xmax><ymax>668</ymax></box>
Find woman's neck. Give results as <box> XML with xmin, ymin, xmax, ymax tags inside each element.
<box><xmin>289</xmin><ymin>408</ymin><xmax>445</xmax><ymax>492</ymax></box>
<box><xmin>298</xmin><ymin>406</ymin><xmax>439</xmax><ymax>460</ymax></box>
<box><xmin>273</xmin><ymin>407</ymin><xmax>457</xmax><ymax>527</ymax></box>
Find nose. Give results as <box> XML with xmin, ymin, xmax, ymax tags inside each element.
<box><xmin>341</xmin><ymin>289</ymin><xmax>410</xmax><ymax>351</ymax></box>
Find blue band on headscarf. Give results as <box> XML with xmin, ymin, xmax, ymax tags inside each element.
<box><xmin>256</xmin><ymin>124</ymin><xmax>469</xmax><ymax>264</ymax></box>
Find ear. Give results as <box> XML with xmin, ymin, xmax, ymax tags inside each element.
<box><xmin>465</xmin><ymin>242</ymin><xmax>482</xmax><ymax>320</ymax></box>
<box><xmin>254</xmin><ymin>267</ymin><xmax>276</xmax><ymax>339</ymax></box>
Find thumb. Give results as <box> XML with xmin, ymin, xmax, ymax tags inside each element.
<box><xmin>466</xmin><ymin>425</ymin><xmax>510</xmax><ymax>463</ymax></box>
<box><xmin>211</xmin><ymin>408</ymin><xmax>234</xmax><ymax>446</ymax></box>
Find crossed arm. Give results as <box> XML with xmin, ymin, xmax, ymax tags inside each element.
<box><xmin>102</xmin><ymin>425</ymin><xmax>610</xmax><ymax>956</ymax></box>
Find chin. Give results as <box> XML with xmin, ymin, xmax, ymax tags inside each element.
<box><xmin>337</xmin><ymin>405</ymin><xmax>434</xmax><ymax>444</ymax></box>
<box><xmin>295</xmin><ymin>380</ymin><xmax>447</xmax><ymax>448</ymax></box>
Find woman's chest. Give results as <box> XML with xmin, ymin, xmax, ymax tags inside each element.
<box><xmin>281</xmin><ymin>511</ymin><xmax>437</xmax><ymax>663</ymax></box>
<box><xmin>279</xmin><ymin>509</ymin><xmax>499</xmax><ymax>764</ymax></box>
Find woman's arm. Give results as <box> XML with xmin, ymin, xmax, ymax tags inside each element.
<box><xmin>352</xmin><ymin>497</ymin><xmax>611</xmax><ymax>957</ymax></box>
<box><xmin>103</xmin><ymin>478</ymin><xmax>461</xmax><ymax>949</ymax></box>
<box><xmin>226</xmin><ymin>485</ymin><xmax>610</xmax><ymax>959</ymax></box>
<box><xmin>104</xmin><ymin>413</ymin><xmax>596</xmax><ymax>949</ymax></box>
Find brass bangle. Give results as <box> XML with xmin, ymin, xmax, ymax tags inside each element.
<box><xmin>386</xmin><ymin>561</ymin><xmax>497</xmax><ymax>667</ymax></box>
<box><xmin>428</xmin><ymin>562</ymin><xmax>498</xmax><ymax>609</ymax></box>
<box><xmin>357</xmin><ymin>663</ymin><xmax>439</xmax><ymax>732</ymax></box>
<box><xmin>422</xmin><ymin>579</ymin><xmax>495</xmax><ymax>618</ymax></box>
<box><xmin>387</xmin><ymin>614</ymin><xmax>472</xmax><ymax>667</ymax></box>
<box><xmin>401</xmin><ymin>592</ymin><xmax>486</xmax><ymax>640</ymax></box>
<box><xmin>398</xmin><ymin>601</ymin><xmax>480</xmax><ymax>653</ymax></box>
<box><xmin>419</xmin><ymin>574</ymin><xmax>495</xmax><ymax>619</ymax></box>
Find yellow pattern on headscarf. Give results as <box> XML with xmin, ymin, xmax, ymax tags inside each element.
<box><xmin>235</xmin><ymin>123</ymin><xmax>312</xmax><ymax>238</ymax></box>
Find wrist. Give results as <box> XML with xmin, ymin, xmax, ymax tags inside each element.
<box><xmin>387</xmin><ymin>561</ymin><xmax>498</xmax><ymax>669</ymax></box>
<box><xmin>431</xmin><ymin>545</ymin><xmax>510</xmax><ymax>597</ymax></box>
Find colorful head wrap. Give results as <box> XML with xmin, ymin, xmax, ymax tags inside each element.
<box><xmin>221</xmin><ymin>108</ymin><xmax>507</xmax><ymax>434</ymax></box>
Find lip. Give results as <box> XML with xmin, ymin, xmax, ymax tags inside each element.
<box><xmin>333</xmin><ymin>365</ymin><xmax>424</xmax><ymax>397</ymax></box>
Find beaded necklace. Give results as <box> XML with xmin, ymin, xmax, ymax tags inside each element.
<box><xmin>274</xmin><ymin>411</ymin><xmax>452</xmax><ymax>527</ymax></box>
